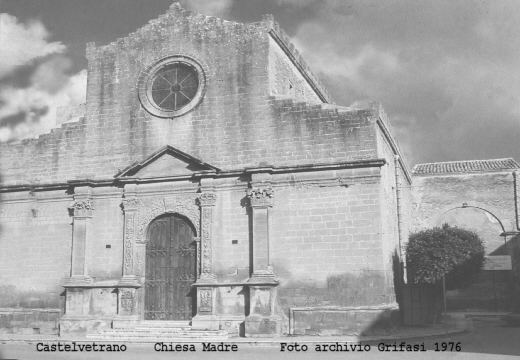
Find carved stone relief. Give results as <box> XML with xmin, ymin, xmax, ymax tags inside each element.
<box><xmin>123</xmin><ymin>212</ymin><xmax>136</xmax><ymax>274</ymax></box>
<box><xmin>121</xmin><ymin>194</ymin><xmax>200</xmax><ymax>282</ymax></box>
<box><xmin>199</xmin><ymin>288</ymin><xmax>212</xmax><ymax>313</ymax></box>
<box><xmin>134</xmin><ymin>243</ymin><xmax>146</xmax><ymax>277</ymax></box>
<box><xmin>119</xmin><ymin>289</ymin><xmax>135</xmax><ymax>314</ymax></box>
<box><xmin>197</xmin><ymin>192</ymin><xmax>216</xmax><ymax>278</ymax></box>
<box><xmin>200</xmin><ymin>207</ymin><xmax>213</xmax><ymax>276</ymax></box>
<box><xmin>136</xmin><ymin>196</ymin><xmax>200</xmax><ymax>243</ymax></box>
<box><xmin>194</xmin><ymin>237</ymin><xmax>201</xmax><ymax>277</ymax></box>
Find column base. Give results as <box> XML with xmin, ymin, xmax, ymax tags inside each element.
<box><xmin>117</xmin><ymin>275</ymin><xmax>140</xmax><ymax>287</ymax></box>
<box><xmin>248</xmin><ymin>271</ymin><xmax>278</xmax><ymax>285</ymax></box>
<box><xmin>59</xmin><ymin>315</ymin><xmax>113</xmax><ymax>337</ymax></box>
<box><xmin>245</xmin><ymin>314</ymin><xmax>281</xmax><ymax>337</ymax></box>
<box><xmin>62</xmin><ymin>275</ymin><xmax>93</xmax><ymax>287</ymax></box>
<box><xmin>197</xmin><ymin>272</ymin><xmax>217</xmax><ymax>283</ymax></box>
<box><xmin>191</xmin><ymin>314</ymin><xmax>219</xmax><ymax>330</ymax></box>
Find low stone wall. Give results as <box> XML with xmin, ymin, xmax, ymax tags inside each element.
<box><xmin>0</xmin><ymin>308</ymin><xmax>60</xmax><ymax>335</ymax></box>
<box><xmin>289</xmin><ymin>305</ymin><xmax>399</xmax><ymax>336</ymax></box>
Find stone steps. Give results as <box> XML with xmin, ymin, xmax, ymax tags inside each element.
<box><xmin>113</xmin><ymin>320</ymin><xmax>191</xmax><ymax>328</ymax></box>
<box><xmin>86</xmin><ymin>321</ymin><xmax>228</xmax><ymax>342</ymax></box>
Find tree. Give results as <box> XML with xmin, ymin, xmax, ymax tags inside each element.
<box><xmin>406</xmin><ymin>224</ymin><xmax>485</xmax><ymax>287</ymax></box>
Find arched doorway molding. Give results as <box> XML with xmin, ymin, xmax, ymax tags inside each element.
<box><xmin>431</xmin><ymin>202</ymin><xmax>510</xmax><ymax>236</ymax></box>
<box><xmin>136</xmin><ymin>198</ymin><xmax>200</xmax><ymax>245</ymax></box>
<box><xmin>434</xmin><ymin>203</ymin><xmax>516</xmax><ymax>312</ymax></box>
<box><xmin>145</xmin><ymin>211</ymin><xmax>198</xmax><ymax>240</ymax></box>
<box><xmin>437</xmin><ymin>203</ymin><xmax>507</xmax><ymax>236</ymax></box>
<box><xmin>126</xmin><ymin>196</ymin><xmax>200</xmax><ymax>279</ymax></box>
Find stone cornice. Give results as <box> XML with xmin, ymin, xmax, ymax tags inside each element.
<box><xmin>375</xmin><ymin>108</ymin><xmax>413</xmax><ymax>184</ymax></box>
<box><xmin>0</xmin><ymin>158</ymin><xmax>387</xmax><ymax>193</ymax></box>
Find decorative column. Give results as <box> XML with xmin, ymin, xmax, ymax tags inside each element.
<box><xmin>196</xmin><ymin>192</ymin><xmax>217</xmax><ymax>281</ymax></box>
<box><xmin>66</xmin><ymin>187</ymin><xmax>94</xmax><ymax>284</ymax></box>
<box><xmin>119</xmin><ymin>190</ymin><xmax>140</xmax><ymax>286</ymax></box>
<box><xmin>62</xmin><ymin>187</ymin><xmax>94</xmax><ymax>325</ymax></box>
<box><xmin>245</xmin><ymin>182</ymin><xmax>281</xmax><ymax>337</ymax></box>
<box><xmin>117</xmin><ymin>184</ymin><xmax>140</xmax><ymax>320</ymax></box>
<box><xmin>192</xmin><ymin>191</ymin><xmax>218</xmax><ymax>330</ymax></box>
<box><xmin>247</xmin><ymin>187</ymin><xmax>275</xmax><ymax>279</ymax></box>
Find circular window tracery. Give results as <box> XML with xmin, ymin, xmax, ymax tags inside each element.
<box><xmin>138</xmin><ymin>56</ymin><xmax>206</xmax><ymax>118</ymax></box>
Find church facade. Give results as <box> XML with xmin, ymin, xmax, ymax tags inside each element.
<box><xmin>0</xmin><ymin>3</ymin><xmax>517</xmax><ymax>338</ymax></box>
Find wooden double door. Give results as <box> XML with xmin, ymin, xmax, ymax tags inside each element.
<box><xmin>144</xmin><ymin>214</ymin><xmax>196</xmax><ymax>320</ymax></box>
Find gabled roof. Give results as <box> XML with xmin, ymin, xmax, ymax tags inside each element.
<box><xmin>115</xmin><ymin>145</ymin><xmax>219</xmax><ymax>179</ymax></box>
<box><xmin>412</xmin><ymin>158</ymin><xmax>520</xmax><ymax>176</ymax></box>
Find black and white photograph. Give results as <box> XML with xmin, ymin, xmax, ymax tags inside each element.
<box><xmin>0</xmin><ymin>0</ymin><xmax>519</xmax><ymax>359</ymax></box>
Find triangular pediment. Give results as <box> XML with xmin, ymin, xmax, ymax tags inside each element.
<box><xmin>115</xmin><ymin>146</ymin><xmax>219</xmax><ymax>179</ymax></box>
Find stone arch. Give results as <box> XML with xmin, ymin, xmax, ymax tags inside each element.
<box><xmin>437</xmin><ymin>205</ymin><xmax>505</xmax><ymax>233</ymax></box>
<box><xmin>435</xmin><ymin>204</ymin><xmax>507</xmax><ymax>255</ymax></box>
<box><xmin>129</xmin><ymin>195</ymin><xmax>200</xmax><ymax>279</ymax></box>
<box><xmin>144</xmin><ymin>211</ymin><xmax>198</xmax><ymax>242</ymax></box>
<box><xmin>417</xmin><ymin>200</ymin><xmax>514</xmax><ymax>231</ymax></box>
<box><xmin>136</xmin><ymin>196</ymin><xmax>200</xmax><ymax>244</ymax></box>
<box><xmin>412</xmin><ymin>171</ymin><xmax>518</xmax><ymax>235</ymax></box>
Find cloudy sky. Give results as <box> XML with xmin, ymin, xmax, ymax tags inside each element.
<box><xmin>1</xmin><ymin>0</ymin><xmax>519</xmax><ymax>165</ymax></box>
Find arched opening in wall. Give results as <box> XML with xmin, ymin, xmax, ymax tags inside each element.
<box><xmin>144</xmin><ymin>213</ymin><xmax>197</xmax><ymax>320</ymax></box>
<box><xmin>437</xmin><ymin>206</ymin><xmax>510</xmax><ymax>312</ymax></box>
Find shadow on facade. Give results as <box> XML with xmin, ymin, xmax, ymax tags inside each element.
<box><xmin>0</xmin><ymin>172</ymin><xmax>3</xmax><ymax>237</ymax></box>
<box><xmin>277</xmin><ymin>253</ymin><xmax>402</xmax><ymax>336</ymax></box>
<box><xmin>490</xmin><ymin>234</ymin><xmax>520</xmax><ymax>256</ymax></box>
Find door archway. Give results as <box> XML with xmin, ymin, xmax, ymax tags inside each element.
<box><xmin>437</xmin><ymin>206</ymin><xmax>510</xmax><ymax>311</ymax></box>
<box><xmin>144</xmin><ymin>213</ymin><xmax>197</xmax><ymax>320</ymax></box>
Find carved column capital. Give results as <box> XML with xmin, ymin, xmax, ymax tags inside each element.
<box><xmin>121</xmin><ymin>197</ymin><xmax>139</xmax><ymax>212</ymax></box>
<box><xmin>247</xmin><ymin>187</ymin><xmax>274</xmax><ymax>208</ymax></box>
<box><xmin>197</xmin><ymin>192</ymin><xmax>217</xmax><ymax>207</ymax></box>
<box><xmin>69</xmin><ymin>199</ymin><xmax>94</xmax><ymax>218</ymax></box>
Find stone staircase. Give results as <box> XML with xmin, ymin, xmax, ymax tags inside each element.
<box><xmin>86</xmin><ymin>321</ymin><xmax>228</xmax><ymax>342</ymax></box>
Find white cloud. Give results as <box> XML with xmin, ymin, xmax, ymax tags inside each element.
<box><xmin>0</xmin><ymin>14</ymin><xmax>86</xmax><ymax>142</ymax></box>
<box><xmin>0</xmin><ymin>57</ymin><xmax>87</xmax><ymax>142</ymax></box>
<box><xmin>275</xmin><ymin>0</ymin><xmax>315</xmax><ymax>6</ymax></box>
<box><xmin>286</xmin><ymin>1</ymin><xmax>520</xmax><ymax>164</ymax></box>
<box><xmin>182</xmin><ymin>0</ymin><xmax>233</xmax><ymax>17</ymax></box>
<box><xmin>0</xmin><ymin>13</ymin><xmax>65</xmax><ymax>79</ymax></box>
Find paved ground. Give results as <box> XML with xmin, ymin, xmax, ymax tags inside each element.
<box><xmin>0</xmin><ymin>318</ymin><xmax>518</xmax><ymax>360</ymax></box>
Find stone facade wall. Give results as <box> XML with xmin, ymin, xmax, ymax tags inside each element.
<box><xmin>85</xmin><ymin>190</ymin><xmax>124</xmax><ymax>280</ymax></box>
<box><xmin>0</xmin><ymin>190</ymin><xmax>71</xmax><ymax>309</ymax></box>
<box><xmin>412</xmin><ymin>172</ymin><xmax>517</xmax><ymax>233</ymax></box>
<box><xmin>0</xmin><ymin>6</ymin><xmax>376</xmax><ymax>187</ymax></box>
<box><xmin>376</xmin><ymin>129</ymin><xmax>399</xmax><ymax>275</ymax></box>
<box><xmin>272</xmin><ymin>172</ymin><xmax>394</xmax><ymax>309</ymax></box>
<box><xmin>211</xmin><ymin>186</ymin><xmax>250</xmax><ymax>278</ymax></box>
<box><xmin>268</xmin><ymin>36</ymin><xmax>322</xmax><ymax>103</ymax></box>
<box><xmin>0</xmin><ymin>188</ymin><xmax>125</xmax><ymax>311</ymax></box>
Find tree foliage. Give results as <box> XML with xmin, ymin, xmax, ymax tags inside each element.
<box><xmin>406</xmin><ymin>224</ymin><xmax>485</xmax><ymax>287</ymax></box>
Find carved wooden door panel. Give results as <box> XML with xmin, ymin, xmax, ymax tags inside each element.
<box><xmin>145</xmin><ymin>214</ymin><xmax>196</xmax><ymax>320</ymax></box>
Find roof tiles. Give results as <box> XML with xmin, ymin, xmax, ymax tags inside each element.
<box><xmin>412</xmin><ymin>158</ymin><xmax>520</xmax><ymax>176</ymax></box>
